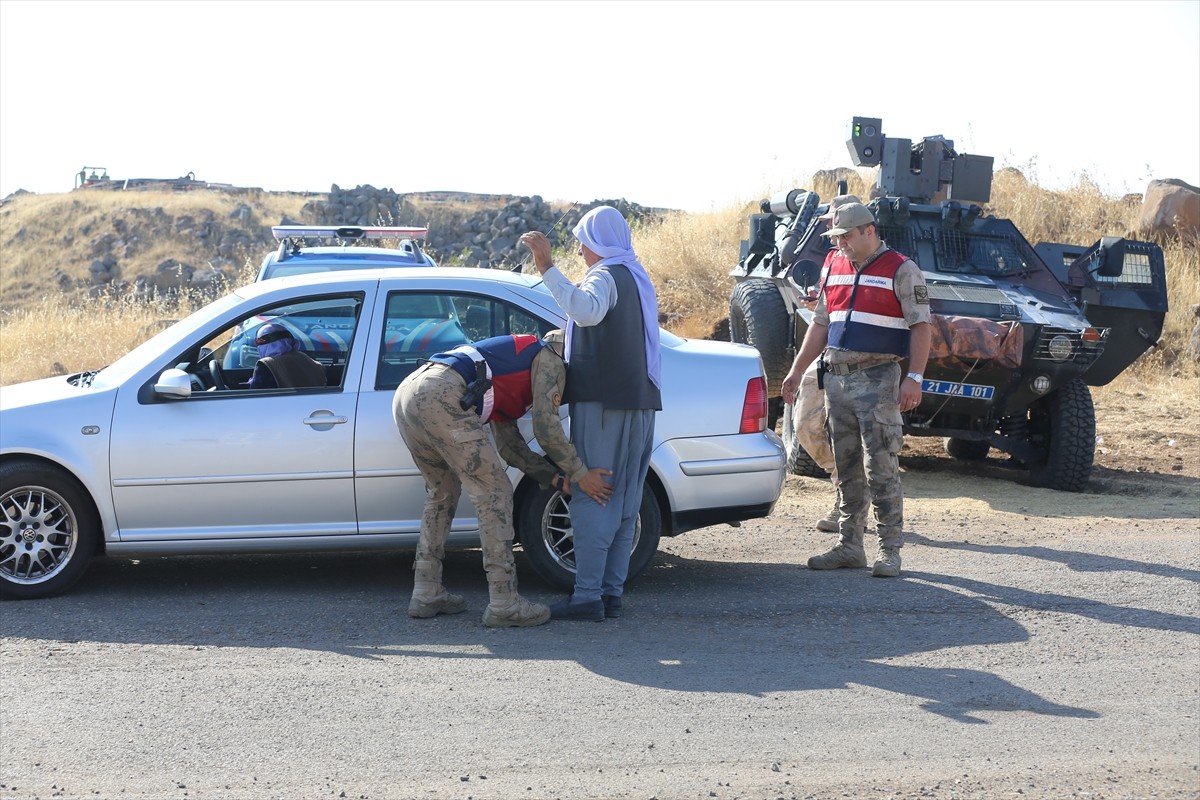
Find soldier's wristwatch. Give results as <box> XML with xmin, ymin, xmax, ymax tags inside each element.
<box><xmin>906</xmin><ymin>372</ymin><xmax>924</xmax><ymax>384</ymax></box>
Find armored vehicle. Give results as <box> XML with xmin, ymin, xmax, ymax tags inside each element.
<box><xmin>730</xmin><ymin>116</ymin><xmax>1169</xmax><ymax>492</ymax></box>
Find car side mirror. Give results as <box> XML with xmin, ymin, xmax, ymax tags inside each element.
<box><xmin>154</xmin><ymin>368</ymin><xmax>193</xmax><ymax>399</ymax></box>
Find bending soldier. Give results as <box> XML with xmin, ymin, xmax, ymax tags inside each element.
<box><xmin>392</xmin><ymin>330</ymin><xmax>612</xmax><ymax>627</ymax></box>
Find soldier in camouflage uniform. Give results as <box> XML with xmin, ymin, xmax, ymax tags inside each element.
<box><xmin>393</xmin><ymin>330</ymin><xmax>612</xmax><ymax>627</ymax></box>
<box><xmin>781</xmin><ymin>202</ymin><xmax>932</xmax><ymax>577</ymax></box>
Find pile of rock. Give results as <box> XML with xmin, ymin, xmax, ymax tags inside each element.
<box><xmin>301</xmin><ymin>184</ymin><xmax>660</xmax><ymax>268</ymax></box>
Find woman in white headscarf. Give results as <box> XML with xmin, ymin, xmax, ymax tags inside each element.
<box><xmin>519</xmin><ymin>206</ymin><xmax>662</xmax><ymax>622</ymax></box>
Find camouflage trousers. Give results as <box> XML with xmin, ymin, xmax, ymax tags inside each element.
<box><xmin>824</xmin><ymin>361</ymin><xmax>905</xmax><ymax>548</ymax></box>
<box><xmin>392</xmin><ymin>363</ymin><xmax>517</xmax><ymax>584</ymax></box>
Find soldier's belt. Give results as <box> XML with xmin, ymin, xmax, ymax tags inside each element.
<box><xmin>823</xmin><ymin>361</ymin><xmax>893</xmax><ymax>376</ymax></box>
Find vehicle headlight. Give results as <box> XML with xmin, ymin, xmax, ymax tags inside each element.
<box><xmin>1047</xmin><ymin>335</ymin><xmax>1074</xmax><ymax>361</ymax></box>
<box><xmin>1031</xmin><ymin>375</ymin><xmax>1052</xmax><ymax>394</ymax></box>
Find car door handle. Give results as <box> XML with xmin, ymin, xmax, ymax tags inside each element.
<box><xmin>303</xmin><ymin>412</ymin><xmax>348</xmax><ymax>428</ymax></box>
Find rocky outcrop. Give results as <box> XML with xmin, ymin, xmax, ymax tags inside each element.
<box><xmin>1139</xmin><ymin>179</ymin><xmax>1199</xmax><ymax>240</ymax></box>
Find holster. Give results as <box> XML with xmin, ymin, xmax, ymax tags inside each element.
<box><xmin>816</xmin><ymin>355</ymin><xmax>827</xmax><ymax>391</ymax></box>
<box><xmin>459</xmin><ymin>359</ymin><xmax>492</xmax><ymax>411</ymax></box>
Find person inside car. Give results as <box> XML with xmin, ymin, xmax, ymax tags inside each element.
<box><xmin>246</xmin><ymin>323</ymin><xmax>327</xmax><ymax>389</ymax></box>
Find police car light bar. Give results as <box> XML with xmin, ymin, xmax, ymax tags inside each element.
<box><xmin>271</xmin><ymin>225</ymin><xmax>428</xmax><ymax>241</ymax></box>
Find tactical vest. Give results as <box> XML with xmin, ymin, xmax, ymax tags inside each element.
<box><xmin>563</xmin><ymin>264</ymin><xmax>662</xmax><ymax>411</ymax></box>
<box><xmin>824</xmin><ymin>248</ymin><xmax>912</xmax><ymax>358</ymax></box>
<box><xmin>260</xmin><ymin>350</ymin><xmax>327</xmax><ymax>388</ymax></box>
<box><xmin>430</xmin><ymin>334</ymin><xmax>543</xmax><ymax>423</ymax></box>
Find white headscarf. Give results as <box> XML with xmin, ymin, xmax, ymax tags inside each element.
<box><xmin>571</xmin><ymin>206</ymin><xmax>661</xmax><ymax>389</ymax></box>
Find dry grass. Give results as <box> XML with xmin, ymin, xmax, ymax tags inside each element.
<box><xmin>0</xmin><ymin>189</ymin><xmax>307</xmax><ymax>306</ymax></box>
<box><xmin>0</xmin><ymin>290</ymin><xmax>215</xmax><ymax>386</ymax></box>
<box><xmin>0</xmin><ymin>177</ymin><xmax>1196</xmax><ymax>388</ymax></box>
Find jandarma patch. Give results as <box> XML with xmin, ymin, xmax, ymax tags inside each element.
<box><xmin>914</xmin><ymin>285</ymin><xmax>929</xmax><ymax>304</ymax></box>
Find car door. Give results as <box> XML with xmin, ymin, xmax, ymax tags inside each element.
<box><xmin>108</xmin><ymin>291</ymin><xmax>369</xmax><ymax>543</ymax></box>
<box><xmin>353</xmin><ymin>286</ymin><xmax>554</xmax><ymax>537</ymax></box>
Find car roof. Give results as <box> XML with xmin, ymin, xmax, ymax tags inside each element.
<box><xmin>239</xmin><ymin>265</ymin><xmax>547</xmax><ymax>299</ymax></box>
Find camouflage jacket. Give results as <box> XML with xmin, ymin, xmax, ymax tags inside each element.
<box><xmin>490</xmin><ymin>346</ymin><xmax>586</xmax><ymax>488</ymax></box>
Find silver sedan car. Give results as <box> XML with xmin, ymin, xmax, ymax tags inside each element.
<box><xmin>0</xmin><ymin>267</ymin><xmax>786</xmax><ymax>599</ymax></box>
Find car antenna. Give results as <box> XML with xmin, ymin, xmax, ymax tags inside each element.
<box><xmin>512</xmin><ymin>201</ymin><xmax>579</xmax><ymax>274</ymax></box>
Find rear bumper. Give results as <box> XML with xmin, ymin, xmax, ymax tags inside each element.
<box><xmin>653</xmin><ymin>431</ymin><xmax>786</xmax><ymax>535</ymax></box>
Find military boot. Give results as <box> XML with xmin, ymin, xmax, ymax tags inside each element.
<box><xmin>481</xmin><ymin>579</ymin><xmax>550</xmax><ymax>628</ymax></box>
<box><xmin>815</xmin><ymin>505</ymin><xmax>839</xmax><ymax>532</ymax></box>
<box><xmin>807</xmin><ymin>528</ymin><xmax>867</xmax><ymax>570</ymax></box>
<box><xmin>872</xmin><ymin>546</ymin><xmax>902</xmax><ymax>578</ymax></box>
<box><xmin>407</xmin><ymin>559</ymin><xmax>468</xmax><ymax>618</ymax></box>
<box><xmin>815</xmin><ymin>487</ymin><xmax>842</xmax><ymax>532</ymax></box>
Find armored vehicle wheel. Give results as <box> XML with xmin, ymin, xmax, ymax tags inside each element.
<box><xmin>1027</xmin><ymin>379</ymin><xmax>1096</xmax><ymax>492</ymax></box>
<box><xmin>780</xmin><ymin>402</ymin><xmax>831</xmax><ymax>479</ymax></box>
<box><xmin>945</xmin><ymin>437</ymin><xmax>991</xmax><ymax>461</ymax></box>
<box><xmin>729</xmin><ymin>279</ymin><xmax>789</xmax><ymax>426</ymax></box>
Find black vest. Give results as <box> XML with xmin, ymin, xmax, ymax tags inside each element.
<box><xmin>563</xmin><ymin>263</ymin><xmax>662</xmax><ymax>410</ymax></box>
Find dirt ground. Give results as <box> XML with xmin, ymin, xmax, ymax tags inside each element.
<box><xmin>883</xmin><ymin>377</ymin><xmax>1200</xmax><ymax>507</ymax></box>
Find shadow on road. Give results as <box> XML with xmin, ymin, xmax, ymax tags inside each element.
<box><xmin>0</xmin><ymin>547</ymin><xmax>1130</xmax><ymax>724</ymax></box>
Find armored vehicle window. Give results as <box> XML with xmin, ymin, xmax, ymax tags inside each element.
<box><xmin>1095</xmin><ymin>249</ymin><xmax>1154</xmax><ymax>286</ymax></box>
<box><xmin>877</xmin><ymin>225</ymin><xmax>916</xmax><ymax>259</ymax></box>
<box><xmin>934</xmin><ymin>230</ymin><xmax>1033</xmax><ymax>276</ymax></box>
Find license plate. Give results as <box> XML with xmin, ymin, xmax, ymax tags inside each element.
<box><xmin>921</xmin><ymin>379</ymin><xmax>994</xmax><ymax>400</ymax></box>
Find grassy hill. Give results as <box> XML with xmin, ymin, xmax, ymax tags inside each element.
<box><xmin>0</xmin><ymin>173</ymin><xmax>1196</xmax><ymax>387</ymax></box>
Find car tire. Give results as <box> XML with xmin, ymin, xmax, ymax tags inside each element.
<box><xmin>729</xmin><ymin>279</ymin><xmax>789</xmax><ymax>426</ymax></box>
<box><xmin>1027</xmin><ymin>378</ymin><xmax>1096</xmax><ymax>492</ymax></box>
<box><xmin>780</xmin><ymin>401</ymin><xmax>831</xmax><ymax>479</ymax></box>
<box><xmin>516</xmin><ymin>482</ymin><xmax>662</xmax><ymax>591</ymax></box>
<box><xmin>0</xmin><ymin>460</ymin><xmax>99</xmax><ymax>599</ymax></box>
<box><xmin>944</xmin><ymin>437</ymin><xmax>991</xmax><ymax>461</ymax></box>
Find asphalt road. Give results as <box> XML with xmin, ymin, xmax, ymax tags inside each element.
<box><xmin>2</xmin><ymin>468</ymin><xmax>1198</xmax><ymax>800</ymax></box>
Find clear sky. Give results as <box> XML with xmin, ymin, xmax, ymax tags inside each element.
<box><xmin>1</xmin><ymin>0</ymin><xmax>1197</xmax><ymax>213</ymax></box>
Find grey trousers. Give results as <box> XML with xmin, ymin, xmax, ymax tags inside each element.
<box><xmin>567</xmin><ymin>401</ymin><xmax>655</xmax><ymax>602</ymax></box>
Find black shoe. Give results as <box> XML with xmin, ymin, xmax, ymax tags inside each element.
<box><xmin>602</xmin><ymin>595</ymin><xmax>622</xmax><ymax>619</ymax></box>
<box><xmin>549</xmin><ymin>597</ymin><xmax>605</xmax><ymax>622</ymax></box>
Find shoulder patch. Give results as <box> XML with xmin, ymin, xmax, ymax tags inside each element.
<box><xmin>914</xmin><ymin>285</ymin><xmax>929</xmax><ymax>304</ymax></box>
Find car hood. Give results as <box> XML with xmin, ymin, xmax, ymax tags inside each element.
<box><xmin>0</xmin><ymin>374</ymin><xmax>109</xmax><ymax>413</ymax></box>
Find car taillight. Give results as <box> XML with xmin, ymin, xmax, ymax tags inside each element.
<box><xmin>740</xmin><ymin>376</ymin><xmax>767</xmax><ymax>433</ymax></box>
